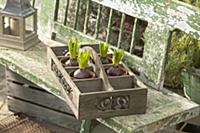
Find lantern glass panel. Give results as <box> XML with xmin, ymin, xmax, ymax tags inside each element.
<box><xmin>3</xmin><ymin>16</ymin><xmax>20</xmax><ymax>36</ymax></box>
<box><xmin>25</xmin><ymin>15</ymin><xmax>34</xmax><ymax>38</ymax></box>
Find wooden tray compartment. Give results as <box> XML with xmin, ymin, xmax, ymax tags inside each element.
<box><xmin>47</xmin><ymin>45</ymin><xmax>147</xmax><ymax>120</ymax></box>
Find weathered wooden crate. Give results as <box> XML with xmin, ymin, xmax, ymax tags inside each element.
<box><xmin>47</xmin><ymin>44</ymin><xmax>147</xmax><ymax>120</ymax></box>
<box><xmin>6</xmin><ymin>68</ymin><xmax>81</xmax><ymax>132</ymax></box>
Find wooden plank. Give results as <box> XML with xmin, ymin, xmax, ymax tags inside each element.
<box><xmin>93</xmin><ymin>124</ymin><xmax>115</xmax><ymax>133</ymax></box>
<box><xmin>74</xmin><ymin>78</ymin><xmax>103</xmax><ymax>93</ymax></box>
<box><xmin>32</xmin><ymin>0</ymin><xmax>36</xmax><ymax>7</ymax></box>
<box><xmin>186</xmin><ymin>116</ymin><xmax>200</xmax><ymax>126</ymax></box>
<box><xmin>53</xmin><ymin>0</ymin><xmax>60</xmax><ymax>21</ymax></box>
<box><xmin>6</xmin><ymin>68</ymin><xmax>39</xmax><ymax>88</ymax></box>
<box><xmin>63</xmin><ymin>0</ymin><xmax>70</xmax><ymax>26</ymax></box>
<box><xmin>73</xmin><ymin>0</ymin><xmax>81</xmax><ymax>30</ymax></box>
<box><xmin>117</xmin><ymin>13</ymin><xmax>125</xmax><ymax>48</ymax></box>
<box><xmin>79</xmin><ymin>88</ymin><xmax>147</xmax><ymax>120</ymax></box>
<box><xmin>83</xmin><ymin>0</ymin><xmax>91</xmax><ymax>34</ymax></box>
<box><xmin>106</xmin><ymin>8</ymin><xmax>113</xmax><ymax>43</ymax></box>
<box><xmin>129</xmin><ymin>18</ymin><xmax>138</xmax><ymax>54</ymax></box>
<box><xmin>7</xmin><ymin>96</ymin><xmax>81</xmax><ymax>132</ymax></box>
<box><xmin>7</xmin><ymin>81</ymin><xmax>73</xmax><ymax>114</ymax></box>
<box><xmin>108</xmin><ymin>75</ymin><xmax>135</xmax><ymax>90</ymax></box>
<box><xmin>51</xmin><ymin>46</ymin><xmax>67</xmax><ymax>57</ymax></box>
<box><xmin>40</xmin><ymin>119</ymin><xmax>115</xmax><ymax>133</ymax></box>
<box><xmin>94</xmin><ymin>4</ymin><xmax>102</xmax><ymax>39</ymax></box>
<box><xmin>0</xmin><ymin>14</ymin><xmax>2</xmax><ymax>35</ymax></box>
<box><xmin>39</xmin><ymin>121</ymin><xmax>78</xmax><ymax>133</ymax></box>
<box><xmin>51</xmin><ymin>44</ymin><xmax>100</xmax><ymax>57</ymax></box>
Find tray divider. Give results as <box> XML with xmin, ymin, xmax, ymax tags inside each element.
<box><xmin>82</xmin><ymin>46</ymin><xmax>115</xmax><ymax>92</ymax></box>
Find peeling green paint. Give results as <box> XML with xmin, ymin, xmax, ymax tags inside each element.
<box><xmin>54</xmin><ymin>23</ymin><xmax>99</xmax><ymax>44</ymax></box>
<box><xmin>0</xmin><ymin>44</ymin><xmax>62</xmax><ymax>96</ymax></box>
<box><xmin>36</xmin><ymin>0</ymin><xmax>55</xmax><ymax>38</ymax></box>
<box><xmin>142</xmin><ymin>24</ymin><xmax>171</xmax><ymax>89</ymax></box>
<box><xmin>97</xmin><ymin>88</ymin><xmax>199</xmax><ymax>133</ymax></box>
<box><xmin>92</xmin><ymin>0</ymin><xmax>200</xmax><ymax>40</ymax></box>
<box><xmin>97</xmin><ymin>118</ymin><xmax>133</xmax><ymax>133</ymax></box>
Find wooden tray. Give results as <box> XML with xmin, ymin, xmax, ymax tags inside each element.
<box><xmin>47</xmin><ymin>44</ymin><xmax>147</xmax><ymax>120</ymax></box>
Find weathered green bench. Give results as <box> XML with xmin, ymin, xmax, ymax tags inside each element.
<box><xmin>0</xmin><ymin>0</ymin><xmax>200</xmax><ymax>132</ymax></box>
<box><xmin>48</xmin><ymin>1</ymin><xmax>200</xmax><ymax>131</ymax></box>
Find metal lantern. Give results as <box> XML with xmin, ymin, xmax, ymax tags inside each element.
<box><xmin>0</xmin><ymin>0</ymin><xmax>40</xmax><ymax>50</ymax></box>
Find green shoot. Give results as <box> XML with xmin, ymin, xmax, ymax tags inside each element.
<box><xmin>112</xmin><ymin>49</ymin><xmax>124</xmax><ymax>66</ymax></box>
<box><xmin>78</xmin><ymin>49</ymin><xmax>91</xmax><ymax>69</ymax></box>
<box><xmin>68</xmin><ymin>37</ymin><xmax>79</xmax><ymax>59</ymax></box>
<box><xmin>99</xmin><ymin>42</ymin><xmax>109</xmax><ymax>58</ymax></box>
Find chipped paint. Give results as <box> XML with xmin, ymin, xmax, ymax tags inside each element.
<box><xmin>92</xmin><ymin>0</ymin><xmax>200</xmax><ymax>40</ymax></box>
<box><xmin>177</xmin><ymin>6</ymin><xmax>195</xmax><ymax>16</ymax></box>
<box><xmin>98</xmin><ymin>89</ymin><xmax>199</xmax><ymax>133</ymax></box>
<box><xmin>0</xmin><ymin>44</ymin><xmax>62</xmax><ymax>96</ymax></box>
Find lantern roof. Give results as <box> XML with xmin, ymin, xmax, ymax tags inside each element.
<box><xmin>1</xmin><ymin>0</ymin><xmax>36</xmax><ymax>16</ymax></box>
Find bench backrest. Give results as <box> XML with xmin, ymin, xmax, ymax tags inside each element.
<box><xmin>39</xmin><ymin>0</ymin><xmax>200</xmax><ymax>90</ymax></box>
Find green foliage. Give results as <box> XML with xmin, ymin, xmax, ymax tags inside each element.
<box><xmin>112</xmin><ymin>49</ymin><xmax>124</xmax><ymax>66</ymax></box>
<box><xmin>179</xmin><ymin>0</ymin><xmax>200</xmax><ymax>8</ymax></box>
<box><xmin>68</xmin><ymin>37</ymin><xmax>79</xmax><ymax>59</ymax></box>
<box><xmin>78</xmin><ymin>49</ymin><xmax>91</xmax><ymax>69</ymax></box>
<box><xmin>99</xmin><ymin>42</ymin><xmax>109</xmax><ymax>58</ymax></box>
<box><xmin>196</xmin><ymin>0</ymin><xmax>200</xmax><ymax>7</ymax></box>
<box><xmin>165</xmin><ymin>31</ymin><xmax>200</xmax><ymax>88</ymax></box>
